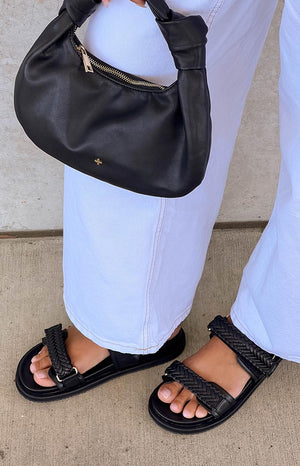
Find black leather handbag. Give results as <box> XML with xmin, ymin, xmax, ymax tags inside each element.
<box><xmin>14</xmin><ymin>0</ymin><xmax>211</xmax><ymax>197</ymax></box>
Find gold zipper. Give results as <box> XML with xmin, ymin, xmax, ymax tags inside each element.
<box><xmin>76</xmin><ymin>45</ymin><xmax>94</xmax><ymax>73</ymax></box>
<box><xmin>70</xmin><ymin>30</ymin><xmax>166</xmax><ymax>90</ymax></box>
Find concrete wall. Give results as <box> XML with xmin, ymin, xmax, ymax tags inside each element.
<box><xmin>0</xmin><ymin>0</ymin><xmax>283</xmax><ymax>232</ymax></box>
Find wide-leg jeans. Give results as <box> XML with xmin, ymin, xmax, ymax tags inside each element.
<box><xmin>62</xmin><ymin>0</ymin><xmax>300</xmax><ymax>362</ymax></box>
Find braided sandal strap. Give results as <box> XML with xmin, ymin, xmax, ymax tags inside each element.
<box><xmin>207</xmin><ymin>316</ymin><xmax>281</xmax><ymax>377</ymax></box>
<box><xmin>163</xmin><ymin>360</ymin><xmax>234</xmax><ymax>418</ymax></box>
<box><xmin>42</xmin><ymin>324</ymin><xmax>84</xmax><ymax>388</ymax></box>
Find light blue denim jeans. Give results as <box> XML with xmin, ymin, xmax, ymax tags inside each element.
<box><xmin>62</xmin><ymin>0</ymin><xmax>300</xmax><ymax>362</ymax></box>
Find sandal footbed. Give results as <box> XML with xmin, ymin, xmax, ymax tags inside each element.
<box><xmin>148</xmin><ymin>375</ymin><xmax>270</xmax><ymax>434</ymax></box>
<box><xmin>15</xmin><ymin>328</ymin><xmax>186</xmax><ymax>402</ymax></box>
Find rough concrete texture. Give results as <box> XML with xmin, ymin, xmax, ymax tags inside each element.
<box><xmin>218</xmin><ymin>1</ymin><xmax>282</xmax><ymax>222</ymax></box>
<box><xmin>1</xmin><ymin>230</ymin><xmax>299</xmax><ymax>466</ymax></box>
<box><xmin>1</xmin><ymin>0</ymin><xmax>282</xmax><ymax>231</ymax></box>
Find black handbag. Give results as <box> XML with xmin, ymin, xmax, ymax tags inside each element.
<box><xmin>14</xmin><ymin>0</ymin><xmax>211</xmax><ymax>198</ymax></box>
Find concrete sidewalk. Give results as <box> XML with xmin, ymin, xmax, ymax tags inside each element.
<box><xmin>0</xmin><ymin>228</ymin><xmax>299</xmax><ymax>466</ymax></box>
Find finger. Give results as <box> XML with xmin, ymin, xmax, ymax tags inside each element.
<box><xmin>130</xmin><ymin>0</ymin><xmax>147</xmax><ymax>8</ymax></box>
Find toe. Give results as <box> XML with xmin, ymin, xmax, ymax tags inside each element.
<box><xmin>30</xmin><ymin>355</ymin><xmax>52</xmax><ymax>373</ymax></box>
<box><xmin>33</xmin><ymin>371</ymin><xmax>55</xmax><ymax>387</ymax></box>
<box><xmin>195</xmin><ymin>404</ymin><xmax>208</xmax><ymax>418</ymax></box>
<box><xmin>157</xmin><ymin>381</ymin><xmax>183</xmax><ymax>404</ymax></box>
<box><xmin>182</xmin><ymin>396</ymin><xmax>199</xmax><ymax>419</ymax></box>
<box><xmin>31</xmin><ymin>345</ymin><xmax>48</xmax><ymax>363</ymax></box>
<box><xmin>170</xmin><ymin>388</ymin><xmax>193</xmax><ymax>414</ymax></box>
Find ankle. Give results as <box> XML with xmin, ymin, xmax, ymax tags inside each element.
<box><xmin>168</xmin><ymin>325</ymin><xmax>181</xmax><ymax>340</ymax></box>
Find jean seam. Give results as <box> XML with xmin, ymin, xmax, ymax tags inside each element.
<box><xmin>64</xmin><ymin>295</ymin><xmax>192</xmax><ymax>353</ymax></box>
<box><xmin>206</xmin><ymin>0</ymin><xmax>226</xmax><ymax>29</ymax></box>
<box><xmin>143</xmin><ymin>197</ymin><xmax>167</xmax><ymax>350</ymax></box>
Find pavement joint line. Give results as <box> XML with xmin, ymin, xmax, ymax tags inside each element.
<box><xmin>214</xmin><ymin>220</ymin><xmax>267</xmax><ymax>230</ymax></box>
<box><xmin>0</xmin><ymin>221</ymin><xmax>268</xmax><ymax>240</ymax></box>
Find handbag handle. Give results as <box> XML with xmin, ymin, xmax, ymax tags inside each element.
<box><xmin>58</xmin><ymin>0</ymin><xmax>208</xmax><ymax>71</ymax></box>
<box><xmin>58</xmin><ymin>0</ymin><xmax>173</xmax><ymax>27</ymax></box>
<box><xmin>145</xmin><ymin>0</ymin><xmax>172</xmax><ymax>21</ymax></box>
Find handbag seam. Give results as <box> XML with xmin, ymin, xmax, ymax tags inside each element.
<box><xmin>143</xmin><ymin>198</ymin><xmax>167</xmax><ymax>349</ymax></box>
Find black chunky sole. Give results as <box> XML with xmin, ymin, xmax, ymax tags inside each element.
<box><xmin>148</xmin><ymin>315</ymin><xmax>281</xmax><ymax>434</ymax></box>
<box><xmin>15</xmin><ymin>328</ymin><xmax>186</xmax><ymax>402</ymax></box>
<box><xmin>148</xmin><ymin>375</ymin><xmax>268</xmax><ymax>434</ymax></box>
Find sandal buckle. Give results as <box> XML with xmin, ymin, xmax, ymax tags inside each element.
<box><xmin>55</xmin><ymin>366</ymin><xmax>78</xmax><ymax>383</ymax></box>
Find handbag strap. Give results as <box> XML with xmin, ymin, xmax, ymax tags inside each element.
<box><xmin>59</xmin><ymin>0</ymin><xmax>208</xmax><ymax>71</ymax></box>
<box><xmin>145</xmin><ymin>0</ymin><xmax>172</xmax><ymax>21</ymax></box>
<box><xmin>58</xmin><ymin>0</ymin><xmax>172</xmax><ymax>27</ymax></box>
<box><xmin>59</xmin><ymin>0</ymin><xmax>101</xmax><ymax>27</ymax></box>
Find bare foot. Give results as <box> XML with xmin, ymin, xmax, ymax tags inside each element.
<box><xmin>157</xmin><ymin>317</ymin><xmax>251</xmax><ymax>418</ymax></box>
<box><xmin>30</xmin><ymin>324</ymin><xmax>181</xmax><ymax>387</ymax></box>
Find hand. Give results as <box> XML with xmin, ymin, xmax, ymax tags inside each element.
<box><xmin>102</xmin><ymin>0</ymin><xmax>146</xmax><ymax>7</ymax></box>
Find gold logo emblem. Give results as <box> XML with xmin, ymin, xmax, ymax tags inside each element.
<box><xmin>94</xmin><ymin>158</ymin><xmax>103</xmax><ymax>166</ymax></box>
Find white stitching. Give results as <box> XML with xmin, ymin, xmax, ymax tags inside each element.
<box><xmin>206</xmin><ymin>0</ymin><xmax>226</xmax><ymax>29</ymax></box>
<box><xmin>143</xmin><ymin>197</ymin><xmax>167</xmax><ymax>349</ymax></box>
<box><xmin>64</xmin><ymin>294</ymin><xmax>192</xmax><ymax>353</ymax></box>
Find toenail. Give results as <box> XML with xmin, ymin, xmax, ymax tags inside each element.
<box><xmin>160</xmin><ymin>387</ymin><xmax>171</xmax><ymax>398</ymax></box>
<box><xmin>31</xmin><ymin>356</ymin><xmax>38</xmax><ymax>362</ymax></box>
<box><xmin>36</xmin><ymin>370</ymin><xmax>48</xmax><ymax>379</ymax></box>
<box><xmin>30</xmin><ymin>363</ymin><xmax>36</xmax><ymax>371</ymax></box>
<box><xmin>196</xmin><ymin>408</ymin><xmax>207</xmax><ymax>418</ymax></box>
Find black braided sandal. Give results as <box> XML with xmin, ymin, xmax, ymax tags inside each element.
<box><xmin>148</xmin><ymin>315</ymin><xmax>281</xmax><ymax>434</ymax></box>
<box><xmin>15</xmin><ymin>323</ymin><xmax>186</xmax><ymax>402</ymax></box>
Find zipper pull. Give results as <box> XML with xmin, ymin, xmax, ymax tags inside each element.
<box><xmin>76</xmin><ymin>45</ymin><xmax>94</xmax><ymax>73</ymax></box>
